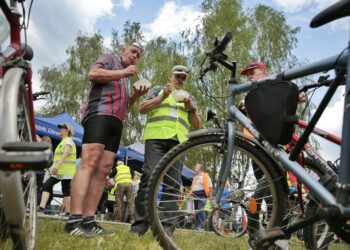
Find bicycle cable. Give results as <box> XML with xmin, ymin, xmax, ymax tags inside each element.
<box><xmin>332</xmin><ymin>45</ymin><xmax>350</xmax><ymax>67</ymax></box>
<box><xmin>196</xmin><ymin>56</ymin><xmax>240</xmax><ymax>114</ymax></box>
<box><xmin>20</xmin><ymin>1</ymin><xmax>27</xmax><ymax>48</ymax></box>
<box><xmin>19</xmin><ymin>0</ymin><xmax>34</xmax><ymax>58</ymax></box>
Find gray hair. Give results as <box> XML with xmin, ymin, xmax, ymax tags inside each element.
<box><xmin>126</xmin><ymin>42</ymin><xmax>144</xmax><ymax>55</ymax></box>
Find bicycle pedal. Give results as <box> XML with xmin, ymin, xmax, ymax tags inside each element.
<box><xmin>0</xmin><ymin>142</ymin><xmax>52</xmax><ymax>171</ymax></box>
<box><xmin>250</xmin><ymin>227</ymin><xmax>286</xmax><ymax>249</ymax></box>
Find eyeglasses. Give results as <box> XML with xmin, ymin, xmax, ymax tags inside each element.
<box><xmin>174</xmin><ymin>74</ymin><xmax>188</xmax><ymax>80</ymax></box>
<box><xmin>59</xmin><ymin>124</ymin><xmax>68</xmax><ymax>130</ymax></box>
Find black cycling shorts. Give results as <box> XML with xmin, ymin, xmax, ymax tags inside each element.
<box><xmin>82</xmin><ymin>115</ymin><xmax>123</xmax><ymax>153</ymax></box>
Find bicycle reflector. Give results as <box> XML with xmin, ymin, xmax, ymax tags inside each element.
<box><xmin>248</xmin><ymin>198</ymin><xmax>257</xmax><ymax>214</ymax></box>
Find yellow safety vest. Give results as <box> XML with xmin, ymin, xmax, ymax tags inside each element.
<box><xmin>115</xmin><ymin>165</ymin><xmax>132</xmax><ymax>184</ymax></box>
<box><xmin>144</xmin><ymin>90</ymin><xmax>191</xmax><ymax>143</ymax></box>
<box><xmin>54</xmin><ymin>137</ymin><xmax>76</xmax><ymax>177</ymax></box>
<box><xmin>287</xmin><ymin>172</ymin><xmax>306</xmax><ymax>199</ymax></box>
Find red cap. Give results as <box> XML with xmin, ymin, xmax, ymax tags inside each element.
<box><xmin>240</xmin><ymin>61</ymin><xmax>267</xmax><ymax>75</ymax></box>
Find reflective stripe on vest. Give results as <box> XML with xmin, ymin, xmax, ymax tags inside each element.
<box><xmin>144</xmin><ymin>90</ymin><xmax>191</xmax><ymax>143</ymax></box>
<box><xmin>115</xmin><ymin>165</ymin><xmax>132</xmax><ymax>184</ymax></box>
<box><xmin>54</xmin><ymin>137</ymin><xmax>77</xmax><ymax>177</ymax></box>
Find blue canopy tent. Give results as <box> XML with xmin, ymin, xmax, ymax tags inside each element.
<box><xmin>35</xmin><ymin>113</ymin><xmax>195</xmax><ymax>183</ymax></box>
<box><xmin>35</xmin><ymin>112</ymin><xmax>84</xmax><ymax>146</ymax></box>
<box><xmin>119</xmin><ymin>142</ymin><xmax>195</xmax><ymax>184</ymax></box>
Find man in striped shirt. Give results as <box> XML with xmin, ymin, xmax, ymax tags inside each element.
<box><xmin>65</xmin><ymin>43</ymin><xmax>148</xmax><ymax>237</ymax></box>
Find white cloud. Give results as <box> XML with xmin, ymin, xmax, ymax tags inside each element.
<box><xmin>272</xmin><ymin>0</ymin><xmax>312</xmax><ymax>12</ymax></box>
<box><xmin>143</xmin><ymin>1</ymin><xmax>202</xmax><ymax>40</ymax></box>
<box><xmin>25</xmin><ymin>0</ymin><xmax>113</xmax><ymax>91</ymax></box>
<box><xmin>313</xmin><ymin>0</ymin><xmax>338</xmax><ymax>10</ymax></box>
<box><xmin>272</xmin><ymin>0</ymin><xmax>338</xmax><ymax>13</ymax></box>
<box><xmin>315</xmin><ymin>87</ymin><xmax>344</xmax><ymax>162</ymax></box>
<box><xmin>317</xmin><ymin>89</ymin><xmax>344</xmax><ymax>137</ymax></box>
<box><xmin>120</xmin><ymin>0</ymin><xmax>133</xmax><ymax>10</ymax></box>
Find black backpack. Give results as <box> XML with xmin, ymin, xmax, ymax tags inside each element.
<box><xmin>244</xmin><ymin>79</ymin><xmax>299</xmax><ymax>146</ymax></box>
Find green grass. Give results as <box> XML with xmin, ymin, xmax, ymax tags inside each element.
<box><xmin>1</xmin><ymin>218</ymin><xmax>350</xmax><ymax>250</ymax></box>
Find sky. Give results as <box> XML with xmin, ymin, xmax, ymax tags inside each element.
<box><xmin>3</xmin><ymin>0</ymin><xmax>347</xmax><ymax>162</ymax></box>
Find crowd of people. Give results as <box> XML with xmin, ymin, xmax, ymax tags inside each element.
<box><xmin>36</xmin><ymin>42</ymin><xmax>273</xmax><ymax>239</ymax></box>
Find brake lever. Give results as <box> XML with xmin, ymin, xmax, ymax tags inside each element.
<box><xmin>200</xmin><ymin>61</ymin><xmax>218</xmax><ymax>80</ymax></box>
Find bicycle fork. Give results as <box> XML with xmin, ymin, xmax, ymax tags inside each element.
<box><xmin>214</xmin><ymin>121</ymin><xmax>236</xmax><ymax>206</ymax></box>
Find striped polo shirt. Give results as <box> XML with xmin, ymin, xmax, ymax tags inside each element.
<box><xmin>80</xmin><ymin>54</ymin><xmax>131</xmax><ymax>124</ymax></box>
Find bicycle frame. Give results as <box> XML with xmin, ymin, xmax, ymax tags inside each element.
<box><xmin>0</xmin><ymin>0</ymin><xmax>36</xmax><ymax>140</ymax></box>
<box><xmin>291</xmin><ymin>121</ymin><xmax>340</xmax><ymax>178</ymax></box>
<box><xmin>218</xmin><ymin>51</ymin><xmax>349</xmax><ymax>216</ymax></box>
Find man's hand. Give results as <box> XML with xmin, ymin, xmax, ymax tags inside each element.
<box><xmin>123</xmin><ymin>65</ymin><xmax>139</xmax><ymax>77</ymax></box>
<box><xmin>51</xmin><ymin>166</ymin><xmax>59</xmax><ymax>175</ymax></box>
<box><xmin>133</xmin><ymin>85</ymin><xmax>149</xmax><ymax>98</ymax></box>
<box><xmin>162</xmin><ymin>83</ymin><xmax>173</xmax><ymax>98</ymax></box>
<box><xmin>184</xmin><ymin>97</ymin><xmax>196</xmax><ymax>112</ymax></box>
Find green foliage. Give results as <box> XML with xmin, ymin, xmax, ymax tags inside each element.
<box><xmin>38</xmin><ymin>32</ymin><xmax>106</xmax><ymax>120</ymax></box>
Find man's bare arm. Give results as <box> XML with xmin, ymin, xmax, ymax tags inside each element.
<box><xmin>139</xmin><ymin>94</ymin><xmax>166</xmax><ymax>114</ymax></box>
<box><xmin>88</xmin><ymin>65</ymin><xmax>139</xmax><ymax>83</ymax></box>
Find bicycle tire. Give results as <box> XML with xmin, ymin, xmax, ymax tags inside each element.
<box><xmin>0</xmin><ymin>73</ymin><xmax>37</xmax><ymax>250</ymax></box>
<box><xmin>147</xmin><ymin>134</ymin><xmax>287</xmax><ymax>250</ymax></box>
<box><xmin>302</xmin><ymin>158</ymin><xmax>336</xmax><ymax>249</ymax></box>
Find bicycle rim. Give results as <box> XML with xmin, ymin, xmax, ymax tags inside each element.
<box><xmin>147</xmin><ymin>134</ymin><xmax>287</xmax><ymax>250</ymax></box>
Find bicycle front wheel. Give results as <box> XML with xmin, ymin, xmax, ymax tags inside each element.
<box><xmin>147</xmin><ymin>133</ymin><xmax>287</xmax><ymax>250</ymax></box>
<box><xmin>0</xmin><ymin>72</ymin><xmax>37</xmax><ymax>250</ymax></box>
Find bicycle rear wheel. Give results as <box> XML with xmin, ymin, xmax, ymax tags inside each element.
<box><xmin>0</xmin><ymin>73</ymin><xmax>37</xmax><ymax>250</ymax></box>
<box><xmin>302</xmin><ymin>159</ymin><xmax>336</xmax><ymax>250</ymax></box>
<box><xmin>210</xmin><ymin>204</ymin><xmax>248</xmax><ymax>238</ymax></box>
<box><xmin>147</xmin><ymin>133</ymin><xmax>287</xmax><ymax>250</ymax></box>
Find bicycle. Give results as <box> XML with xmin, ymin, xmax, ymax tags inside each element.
<box><xmin>0</xmin><ymin>1</ymin><xmax>52</xmax><ymax>249</ymax></box>
<box><xmin>146</xmin><ymin>1</ymin><xmax>349</xmax><ymax>249</ymax></box>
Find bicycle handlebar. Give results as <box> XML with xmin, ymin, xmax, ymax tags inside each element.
<box><xmin>200</xmin><ymin>32</ymin><xmax>234</xmax><ymax>79</ymax></box>
<box><xmin>206</xmin><ymin>32</ymin><xmax>233</xmax><ymax>57</ymax></box>
<box><xmin>33</xmin><ymin>91</ymin><xmax>50</xmax><ymax>101</ymax></box>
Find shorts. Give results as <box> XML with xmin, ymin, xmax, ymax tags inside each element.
<box><xmin>82</xmin><ymin>115</ymin><xmax>123</xmax><ymax>153</ymax></box>
<box><xmin>42</xmin><ymin>176</ymin><xmax>72</xmax><ymax>197</ymax></box>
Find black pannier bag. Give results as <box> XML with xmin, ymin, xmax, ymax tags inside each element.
<box><xmin>244</xmin><ymin>80</ymin><xmax>299</xmax><ymax>146</ymax></box>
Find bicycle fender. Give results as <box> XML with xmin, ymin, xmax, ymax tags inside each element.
<box><xmin>0</xmin><ymin>67</ymin><xmax>26</xmax><ymax>143</ymax></box>
<box><xmin>188</xmin><ymin>128</ymin><xmax>289</xmax><ymax>193</ymax></box>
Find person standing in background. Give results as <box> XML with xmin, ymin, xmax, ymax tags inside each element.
<box><xmin>38</xmin><ymin>123</ymin><xmax>76</xmax><ymax>216</ymax></box>
<box><xmin>189</xmin><ymin>163</ymin><xmax>213</xmax><ymax>231</ymax></box>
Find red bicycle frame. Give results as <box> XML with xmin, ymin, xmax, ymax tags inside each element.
<box><xmin>0</xmin><ymin>0</ymin><xmax>36</xmax><ymax>140</ymax></box>
<box><xmin>286</xmin><ymin>119</ymin><xmax>341</xmax><ymax>214</ymax></box>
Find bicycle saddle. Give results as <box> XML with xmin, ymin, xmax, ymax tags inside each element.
<box><xmin>310</xmin><ymin>0</ymin><xmax>350</xmax><ymax>28</ymax></box>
